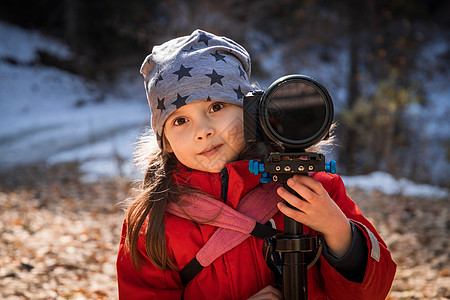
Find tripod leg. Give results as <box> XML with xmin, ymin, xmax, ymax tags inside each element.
<box><xmin>282</xmin><ymin>249</ymin><xmax>308</xmax><ymax>300</ymax></box>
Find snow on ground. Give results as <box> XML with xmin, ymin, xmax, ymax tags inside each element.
<box><xmin>0</xmin><ymin>21</ymin><xmax>448</xmax><ymax>198</ymax></box>
<box><xmin>0</xmin><ymin>21</ymin><xmax>73</xmax><ymax>63</ymax></box>
<box><xmin>341</xmin><ymin>172</ymin><xmax>448</xmax><ymax>199</ymax></box>
<box><xmin>0</xmin><ymin>21</ymin><xmax>150</xmax><ymax>181</ymax></box>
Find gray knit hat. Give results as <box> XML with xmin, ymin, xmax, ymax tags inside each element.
<box><xmin>140</xmin><ymin>29</ymin><xmax>253</xmax><ymax>148</ymax></box>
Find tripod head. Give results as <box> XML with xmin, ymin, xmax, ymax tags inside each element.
<box><xmin>243</xmin><ymin>74</ymin><xmax>336</xmax><ymax>183</ymax></box>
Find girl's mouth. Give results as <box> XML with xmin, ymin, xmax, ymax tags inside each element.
<box><xmin>199</xmin><ymin>144</ymin><xmax>223</xmax><ymax>156</ymax></box>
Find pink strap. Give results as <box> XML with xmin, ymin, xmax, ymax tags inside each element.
<box><xmin>166</xmin><ymin>182</ymin><xmax>282</xmax><ymax>267</ymax></box>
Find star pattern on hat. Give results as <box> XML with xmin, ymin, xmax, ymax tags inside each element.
<box><xmin>234</xmin><ymin>85</ymin><xmax>245</xmax><ymax>100</ymax></box>
<box><xmin>211</xmin><ymin>51</ymin><xmax>226</xmax><ymax>62</ymax></box>
<box><xmin>172</xmin><ymin>93</ymin><xmax>189</xmax><ymax>109</ymax></box>
<box><xmin>154</xmin><ymin>72</ymin><xmax>163</xmax><ymax>86</ymax></box>
<box><xmin>205</xmin><ymin>69</ymin><xmax>225</xmax><ymax>86</ymax></box>
<box><xmin>173</xmin><ymin>64</ymin><xmax>193</xmax><ymax>81</ymax></box>
<box><xmin>147</xmin><ymin>30</ymin><xmax>254</xmax><ymax>143</ymax></box>
<box><xmin>157</xmin><ymin>97</ymin><xmax>165</xmax><ymax>111</ymax></box>
<box><xmin>237</xmin><ymin>65</ymin><xmax>246</xmax><ymax>78</ymax></box>
<box><xmin>198</xmin><ymin>32</ymin><xmax>212</xmax><ymax>46</ymax></box>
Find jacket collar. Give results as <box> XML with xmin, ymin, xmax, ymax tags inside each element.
<box><xmin>173</xmin><ymin>160</ymin><xmax>261</xmax><ymax>209</ymax></box>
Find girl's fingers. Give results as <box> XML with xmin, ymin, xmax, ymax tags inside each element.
<box><xmin>291</xmin><ymin>175</ymin><xmax>325</xmax><ymax>195</ymax></box>
<box><xmin>277</xmin><ymin>202</ymin><xmax>308</xmax><ymax>223</ymax></box>
<box><xmin>284</xmin><ymin>177</ymin><xmax>317</xmax><ymax>202</ymax></box>
<box><xmin>247</xmin><ymin>285</ymin><xmax>282</xmax><ymax>300</ymax></box>
<box><xmin>277</xmin><ymin>186</ymin><xmax>309</xmax><ymax>211</ymax></box>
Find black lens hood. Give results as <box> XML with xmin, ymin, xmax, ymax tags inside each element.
<box><xmin>258</xmin><ymin>74</ymin><xmax>334</xmax><ymax>149</ymax></box>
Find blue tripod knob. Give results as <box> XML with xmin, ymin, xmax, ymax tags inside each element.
<box><xmin>249</xmin><ymin>160</ymin><xmax>265</xmax><ymax>175</ymax></box>
<box><xmin>249</xmin><ymin>160</ymin><xmax>272</xmax><ymax>183</ymax></box>
<box><xmin>325</xmin><ymin>160</ymin><xmax>337</xmax><ymax>174</ymax></box>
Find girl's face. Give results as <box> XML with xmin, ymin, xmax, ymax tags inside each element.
<box><xmin>164</xmin><ymin>101</ymin><xmax>245</xmax><ymax>173</ymax></box>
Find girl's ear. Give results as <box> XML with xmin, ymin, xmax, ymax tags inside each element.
<box><xmin>162</xmin><ymin>134</ymin><xmax>173</xmax><ymax>153</ymax></box>
<box><xmin>166</xmin><ymin>142</ymin><xmax>173</xmax><ymax>153</ymax></box>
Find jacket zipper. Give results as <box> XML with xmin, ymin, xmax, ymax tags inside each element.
<box><xmin>220</xmin><ymin>167</ymin><xmax>229</xmax><ymax>204</ymax></box>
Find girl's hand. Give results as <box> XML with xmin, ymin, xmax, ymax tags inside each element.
<box><xmin>276</xmin><ymin>175</ymin><xmax>352</xmax><ymax>257</ymax></box>
<box><xmin>247</xmin><ymin>285</ymin><xmax>282</xmax><ymax>300</ymax></box>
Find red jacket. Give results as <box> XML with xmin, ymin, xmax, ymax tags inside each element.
<box><xmin>116</xmin><ymin>160</ymin><xmax>396</xmax><ymax>299</ymax></box>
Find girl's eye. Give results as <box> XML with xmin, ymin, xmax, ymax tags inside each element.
<box><xmin>173</xmin><ymin>117</ymin><xmax>188</xmax><ymax>126</ymax></box>
<box><xmin>210</xmin><ymin>102</ymin><xmax>224</xmax><ymax>113</ymax></box>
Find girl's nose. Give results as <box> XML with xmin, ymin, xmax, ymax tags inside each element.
<box><xmin>195</xmin><ymin>124</ymin><xmax>215</xmax><ymax>141</ymax></box>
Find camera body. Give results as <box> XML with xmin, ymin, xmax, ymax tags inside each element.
<box><xmin>243</xmin><ymin>90</ymin><xmax>266</xmax><ymax>143</ymax></box>
<box><xmin>243</xmin><ymin>75</ymin><xmax>336</xmax><ymax>181</ymax></box>
<box><xmin>243</xmin><ymin>75</ymin><xmax>334</xmax><ymax>150</ymax></box>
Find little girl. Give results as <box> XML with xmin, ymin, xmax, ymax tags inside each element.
<box><xmin>116</xmin><ymin>29</ymin><xmax>396</xmax><ymax>300</ymax></box>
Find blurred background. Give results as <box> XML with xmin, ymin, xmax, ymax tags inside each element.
<box><xmin>0</xmin><ymin>1</ymin><xmax>449</xmax><ymax>299</ymax></box>
<box><xmin>0</xmin><ymin>0</ymin><xmax>449</xmax><ymax>186</ymax></box>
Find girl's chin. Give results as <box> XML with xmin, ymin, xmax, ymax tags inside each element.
<box><xmin>186</xmin><ymin>159</ymin><xmax>231</xmax><ymax>173</ymax></box>
<box><xmin>193</xmin><ymin>165</ymin><xmax>226</xmax><ymax>173</ymax></box>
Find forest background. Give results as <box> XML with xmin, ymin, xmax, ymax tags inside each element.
<box><xmin>2</xmin><ymin>0</ymin><xmax>450</xmax><ymax>185</ymax></box>
<box><xmin>0</xmin><ymin>0</ymin><xmax>449</xmax><ymax>299</ymax></box>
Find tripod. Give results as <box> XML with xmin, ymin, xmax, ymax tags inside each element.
<box><xmin>250</xmin><ymin>153</ymin><xmax>335</xmax><ymax>299</ymax></box>
<box><xmin>275</xmin><ymin>184</ymin><xmax>322</xmax><ymax>300</ymax></box>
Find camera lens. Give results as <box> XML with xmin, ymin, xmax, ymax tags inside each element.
<box><xmin>259</xmin><ymin>75</ymin><xmax>333</xmax><ymax>149</ymax></box>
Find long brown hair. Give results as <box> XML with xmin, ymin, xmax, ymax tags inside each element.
<box><xmin>124</xmin><ymin>131</ymin><xmax>181</xmax><ymax>271</ymax></box>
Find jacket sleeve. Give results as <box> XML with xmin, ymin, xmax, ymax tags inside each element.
<box><xmin>317</xmin><ymin>174</ymin><xmax>397</xmax><ymax>300</ymax></box>
<box><xmin>116</xmin><ymin>222</ymin><xmax>184</xmax><ymax>300</ymax></box>
<box><xmin>322</xmin><ymin>220</ymin><xmax>368</xmax><ymax>283</ymax></box>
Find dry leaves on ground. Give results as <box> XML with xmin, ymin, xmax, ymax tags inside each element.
<box><xmin>0</xmin><ymin>163</ymin><xmax>449</xmax><ymax>299</ymax></box>
<box><xmin>0</xmin><ymin>163</ymin><xmax>129</xmax><ymax>299</ymax></box>
<box><xmin>348</xmin><ymin>188</ymin><xmax>450</xmax><ymax>300</ymax></box>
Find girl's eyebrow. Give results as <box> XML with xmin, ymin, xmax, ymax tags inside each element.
<box><xmin>167</xmin><ymin>110</ymin><xmax>184</xmax><ymax>120</ymax></box>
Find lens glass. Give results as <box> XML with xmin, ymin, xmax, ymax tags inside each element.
<box><xmin>266</xmin><ymin>81</ymin><xmax>326</xmax><ymax>141</ymax></box>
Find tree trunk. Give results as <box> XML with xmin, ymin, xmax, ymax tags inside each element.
<box><xmin>340</xmin><ymin>0</ymin><xmax>361</xmax><ymax>173</ymax></box>
<box><xmin>64</xmin><ymin>0</ymin><xmax>79</xmax><ymax>51</ymax></box>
